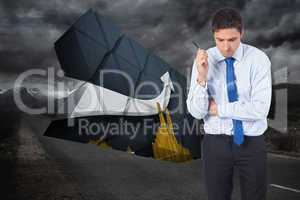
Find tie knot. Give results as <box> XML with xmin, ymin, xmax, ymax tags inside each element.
<box><xmin>225</xmin><ymin>57</ymin><xmax>235</xmax><ymax>65</ymax></box>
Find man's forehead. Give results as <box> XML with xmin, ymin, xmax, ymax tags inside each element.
<box><xmin>213</xmin><ymin>28</ymin><xmax>241</xmax><ymax>39</ymax></box>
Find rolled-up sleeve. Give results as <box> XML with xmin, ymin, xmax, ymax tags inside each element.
<box><xmin>218</xmin><ymin>53</ymin><xmax>272</xmax><ymax>121</ymax></box>
<box><xmin>186</xmin><ymin>60</ymin><xmax>209</xmax><ymax>119</ymax></box>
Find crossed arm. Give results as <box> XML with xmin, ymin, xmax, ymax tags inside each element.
<box><xmin>186</xmin><ymin>55</ymin><xmax>272</xmax><ymax>121</ymax></box>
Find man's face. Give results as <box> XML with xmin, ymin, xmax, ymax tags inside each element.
<box><xmin>213</xmin><ymin>28</ymin><xmax>242</xmax><ymax>58</ymax></box>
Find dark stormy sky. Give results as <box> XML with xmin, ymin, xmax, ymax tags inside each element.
<box><xmin>0</xmin><ymin>0</ymin><xmax>299</xmax><ymax>88</ymax></box>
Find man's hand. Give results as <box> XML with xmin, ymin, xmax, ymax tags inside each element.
<box><xmin>209</xmin><ymin>98</ymin><xmax>218</xmax><ymax>116</ymax></box>
<box><xmin>195</xmin><ymin>49</ymin><xmax>208</xmax><ymax>86</ymax></box>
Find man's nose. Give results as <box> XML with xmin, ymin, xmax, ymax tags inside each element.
<box><xmin>224</xmin><ymin>42</ymin><xmax>230</xmax><ymax>51</ymax></box>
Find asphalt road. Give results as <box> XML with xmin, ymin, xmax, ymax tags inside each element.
<box><xmin>20</xmin><ymin>115</ymin><xmax>300</xmax><ymax>200</ymax></box>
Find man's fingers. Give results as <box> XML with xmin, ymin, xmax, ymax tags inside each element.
<box><xmin>196</xmin><ymin>49</ymin><xmax>208</xmax><ymax>78</ymax></box>
<box><xmin>197</xmin><ymin>50</ymin><xmax>208</xmax><ymax>58</ymax></box>
<box><xmin>196</xmin><ymin>49</ymin><xmax>208</xmax><ymax>65</ymax></box>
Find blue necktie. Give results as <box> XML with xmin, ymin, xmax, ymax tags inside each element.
<box><xmin>225</xmin><ymin>57</ymin><xmax>244</xmax><ymax>145</ymax></box>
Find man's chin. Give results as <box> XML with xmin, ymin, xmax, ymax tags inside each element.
<box><xmin>223</xmin><ymin>53</ymin><xmax>233</xmax><ymax>58</ymax></box>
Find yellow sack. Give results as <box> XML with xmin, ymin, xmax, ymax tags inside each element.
<box><xmin>152</xmin><ymin>103</ymin><xmax>192</xmax><ymax>162</ymax></box>
<box><xmin>89</xmin><ymin>138</ymin><xmax>111</xmax><ymax>149</ymax></box>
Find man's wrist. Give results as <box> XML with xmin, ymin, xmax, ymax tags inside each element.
<box><xmin>197</xmin><ymin>77</ymin><xmax>207</xmax><ymax>87</ymax></box>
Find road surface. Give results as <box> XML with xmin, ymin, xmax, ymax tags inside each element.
<box><xmin>14</xmin><ymin>115</ymin><xmax>300</xmax><ymax>200</ymax></box>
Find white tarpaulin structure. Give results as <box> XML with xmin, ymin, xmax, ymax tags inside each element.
<box><xmin>70</xmin><ymin>72</ymin><xmax>174</xmax><ymax>117</ymax></box>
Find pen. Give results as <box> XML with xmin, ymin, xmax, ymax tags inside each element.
<box><xmin>192</xmin><ymin>41</ymin><xmax>200</xmax><ymax>49</ymax></box>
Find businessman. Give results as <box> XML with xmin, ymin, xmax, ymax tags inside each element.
<box><xmin>186</xmin><ymin>8</ymin><xmax>272</xmax><ymax>200</ymax></box>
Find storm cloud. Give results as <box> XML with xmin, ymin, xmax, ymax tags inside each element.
<box><xmin>0</xmin><ymin>0</ymin><xmax>299</xmax><ymax>83</ymax></box>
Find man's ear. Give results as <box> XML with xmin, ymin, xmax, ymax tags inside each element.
<box><xmin>240</xmin><ymin>30</ymin><xmax>244</xmax><ymax>39</ymax></box>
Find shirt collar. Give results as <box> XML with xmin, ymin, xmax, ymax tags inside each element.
<box><xmin>215</xmin><ymin>42</ymin><xmax>244</xmax><ymax>63</ymax></box>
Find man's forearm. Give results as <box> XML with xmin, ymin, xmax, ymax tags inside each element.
<box><xmin>186</xmin><ymin>83</ymin><xmax>209</xmax><ymax>119</ymax></box>
<box><xmin>217</xmin><ymin>97</ymin><xmax>271</xmax><ymax>121</ymax></box>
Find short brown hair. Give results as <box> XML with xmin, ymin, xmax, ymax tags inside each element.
<box><xmin>211</xmin><ymin>8</ymin><xmax>243</xmax><ymax>33</ymax></box>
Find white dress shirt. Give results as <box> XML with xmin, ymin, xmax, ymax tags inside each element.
<box><xmin>186</xmin><ymin>42</ymin><xmax>272</xmax><ymax>136</ymax></box>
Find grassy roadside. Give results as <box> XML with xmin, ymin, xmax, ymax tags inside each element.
<box><xmin>0</xmin><ymin>114</ymin><xmax>20</xmax><ymax>200</ymax></box>
<box><xmin>265</xmin><ymin>126</ymin><xmax>300</xmax><ymax>157</ymax></box>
